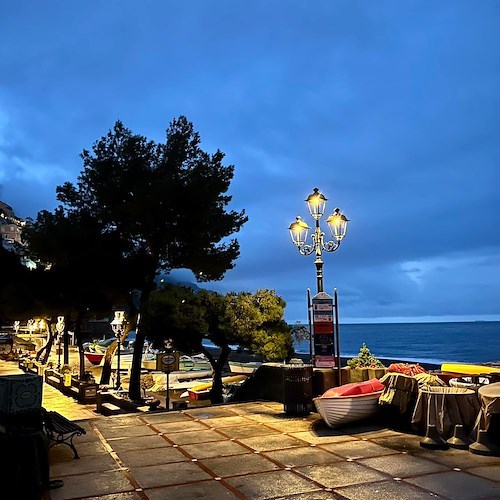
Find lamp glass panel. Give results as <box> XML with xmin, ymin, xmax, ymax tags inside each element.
<box><xmin>326</xmin><ymin>213</ymin><xmax>348</xmax><ymax>241</ymax></box>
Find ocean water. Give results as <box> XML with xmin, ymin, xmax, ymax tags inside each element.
<box><xmin>294</xmin><ymin>321</ymin><xmax>500</xmax><ymax>365</ymax></box>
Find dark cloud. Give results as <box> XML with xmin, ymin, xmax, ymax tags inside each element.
<box><xmin>1</xmin><ymin>1</ymin><xmax>499</xmax><ymax>322</ymax></box>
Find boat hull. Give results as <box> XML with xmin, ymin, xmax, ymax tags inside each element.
<box><xmin>84</xmin><ymin>352</ymin><xmax>105</xmax><ymax>365</ymax></box>
<box><xmin>441</xmin><ymin>363</ymin><xmax>500</xmax><ymax>376</ymax></box>
<box><xmin>187</xmin><ymin>375</ymin><xmax>247</xmax><ymax>400</ymax></box>
<box><xmin>314</xmin><ymin>391</ymin><xmax>383</xmax><ymax>428</ymax></box>
<box><xmin>228</xmin><ymin>361</ymin><xmax>262</xmax><ymax>374</ymax></box>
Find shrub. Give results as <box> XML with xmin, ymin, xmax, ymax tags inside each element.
<box><xmin>347</xmin><ymin>343</ymin><xmax>385</xmax><ymax>369</ymax></box>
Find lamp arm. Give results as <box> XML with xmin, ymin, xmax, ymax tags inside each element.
<box><xmin>297</xmin><ymin>243</ymin><xmax>316</xmax><ymax>256</ymax></box>
<box><xmin>322</xmin><ymin>239</ymin><xmax>341</xmax><ymax>253</ymax></box>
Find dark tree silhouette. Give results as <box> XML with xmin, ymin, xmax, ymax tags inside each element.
<box><xmin>56</xmin><ymin>116</ymin><xmax>247</xmax><ymax>400</ymax></box>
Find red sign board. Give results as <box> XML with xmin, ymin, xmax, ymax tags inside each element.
<box><xmin>315</xmin><ymin>355</ymin><xmax>336</xmax><ymax>368</ymax></box>
<box><xmin>312</xmin><ymin>292</ymin><xmax>335</xmax><ymax>368</ymax></box>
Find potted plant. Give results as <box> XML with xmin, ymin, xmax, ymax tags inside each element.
<box><xmin>346</xmin><ymin>344</ymin><xmax>386</xmax><ymax>382</ymax></box>
<box><xmin>61</xmin><ymin>364</ymin><xmax>72</xmax><ymax>387</ymax></box>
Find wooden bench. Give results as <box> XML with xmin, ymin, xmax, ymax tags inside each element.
<box><xmin>42</xmin><ymin>409</ymin><xmax>86</xmax><ymax>459</ymax></box>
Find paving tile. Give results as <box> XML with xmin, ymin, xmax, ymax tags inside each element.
<box><xmin>372</xmin><ymin>433</ymin><xmax>425</xmax><ymax>454</ymax></box>
<box><xmin>225</xmin><ymin>470</ymin><xmax>320</xmax><ymax>499</ymax></box>
<box><xmin>141</xmin><ymin>411</ymin><xmax>194</xmax><ymax>424</ymax></box>
<box><xmin>319</xmin><ymin>440</ymin><xmax>399</xmax><ymax>459</ymax></box>
<box><xmin>94</xmin><ymin>415</ymin><xmax>146</xmax><ymax>427</ymax></box>
<box><xmin>49</xmin><ymin>470</ymin><xmax>134</xmax><ymax>499</ymax></box>
<box><xmin>145</xmin><ymin>479</ymin><xmax>238</xmax><ymax>499</ymax></box>
<box><xmin>416</xmin><ymin>448</ymin><xmax>500</xmax><ymax>469</ymax></box>
<box><xmin>353</xmin><ymin>428</ymin><xmax>403</xmax><ymax>439</ymax></box>
<box><xmin>50</xmin><ymin>439</ymin><xmax>108</xmax><ymax>459</ymax></box>
<box><xmin>218</xmin><ymin>423</ymin><xmax>282</xmax><ymax>439</ymax></box>
<box><xmin>199</xmin><ymin>415</ymin><xmax>254</xmax><ymax>428</ymax></box>
<box><xmin>263</xmin><ymin>447</ymin><xmax>343</xmax><ymax>468</ymax></box>
<box><xmin>236</xmin><ymin>411</ymin><xmax>287</xmax><ymax>423</ymax></box>
<box><xmin>265</xmin><ymin>419</ymin><xmax>321</xmax><ymax>433</ymax></box>
<box><xmin>97</xmin><ymin>424</ymin><xmax>158</xmax><ymax>439</ymax></box>
<box><xmin>180</xmin><ymin>440</ymin><xmax>250</xmax><ymax>459</ymax></box>
<box><xmin>467</xmin><ymin>464</ymin><xmax>500</xmax><ymax>482</ymax></box>
<box><xmin>81</xmin><ymin>493</ymin><xmax>143</xmax><ymax>500</ymax></box>
<box><xmin>274</xmin><ymin>491</ymin><xmax>336</xmax><ymax>499</ymax></box>
<box><xmin>130</xmin><ymin>461</ymin><xmax>211</xmax><ymax>488</ymax></box>
<box><xmin>239</xmin><ymin>434</ymin><xmax>306</xmax><ymax>452</ymax></box>
<box><xmin>50</xmin><ymin>453</ymin><xmax>119</xmax><ymax>477</ymax></box>
<box><xmin>405</xmin><ymin>471</ymin><xmax>500</xmax><ymax>499</ymax></box>
<box><xmin>336</xmin><ymin>479</ymin><xmax>441</xmax><ymax>499</ymax></box>
<box><xmin>296</xmin><ymin>462</ymin><xmax>388</xmax><ymax>488</ymax></box>
<box><xmin>79</xmin><ymin>493</ymin><xmax>143</xmax><ymax>500</ymax></box>
<box><xmin>359</xmin><ymin>454</ymin><xmax>449</xmax><ymax>477</ymax></box>
<box><xmin>152</xmin><ymin>420</ymin><xmax>209</xmax><ymax>434</ymax></box>
<box><xmin>185</xmin><ymin>407</ymin><xmax>240</xmax><ymax>419</ymax></box>
<box><xmin>107</xmin><ymin>434</ymin><xmax>170</xmax><ymax>452</ymax></box>
<box><xmin>201</xmin><ymin>453</ymin><xmax>280</xmax><ymax>477</ymax></box>
<box><xmin>289</xmin><ymin>430</ymin><xmax>357</xmax><ymax>445</ymax></box>
<box><xmin>118</xmin><ymin>446</ymin><xmax>189</xmax><ymax>467</ymax></box>
<box><xmin>168</xmin><ymin>428</ymin><xmax>228</xmax><ymax>445</ymax></box>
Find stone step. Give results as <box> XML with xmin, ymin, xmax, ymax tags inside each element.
<box><xmin>100</xmin><ymin>402</ymin><xmax>124</xmax><ymax>416</ymax></box>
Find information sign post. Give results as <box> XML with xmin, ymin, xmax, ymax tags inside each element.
<box><xmin>156</xmin><ymin>351</ymin><xmax>179</xmax><ymax>410</ymax></box>
<box><xmin>312</xmin><ymin>292</ymin><xmax>335</xmax><ymax>368</ymax></box>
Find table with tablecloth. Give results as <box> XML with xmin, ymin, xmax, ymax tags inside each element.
<box><xmin>411</xmin><ymin>386</ymin><xmax>481</xmax><ymax>437</ymax></box>
<box><xmin>474</xmin><ymin>382</ymin><xmax>500</xmax><ymax>439</ymax></box>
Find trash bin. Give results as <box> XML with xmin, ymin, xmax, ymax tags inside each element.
<box><xmin>0</xmin><ymin>373</ymin><xmax>48</xmax><ymax>496</ymax></box>
<box><xmin>283</xmin><ymin>364</ymin><xmax>313</xmax><ymax>415</ymax></box>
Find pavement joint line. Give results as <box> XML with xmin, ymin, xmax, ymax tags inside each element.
<box><xmin>89</xmin><ymin>421</ymin><xmax>148</xmax><ymax>499</ymax></box>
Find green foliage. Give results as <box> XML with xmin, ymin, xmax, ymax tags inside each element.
<box><xmin>143</xmin><ymin>286</ymin><xmax>293</xmax><ymax>362</ymax></box>
<box><xmin>347</xmin><ymin>343</ymin><xmax>385</xmax><ymax>369</ymax></box>
<box><xmin>221</xmin><ymin>289</ymin><xmax>293</xmax><ymax>361</ymax></box>
<box><xmin>142</xmin><ymin>285</ymin><xmax>294</xmax><ymax>402</ymax></box>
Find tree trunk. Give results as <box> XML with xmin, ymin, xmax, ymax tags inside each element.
<box><xmin>73</xmin><ymin>310</ymin><xmax>85</xmax><ymax>379</ymax></box>
<box><xmin>128</xmin><ymin>312</ymin><xmax>145</xmax><ymax>401</ymax></box>
<box><xmin>99</xmin><ymin>339</ymin><xmax>119</xmax><ymax>385</ymax></box>
<box><xmin>202</xmin><ymin>344</ymin><xmax>230</xmax><ymax>404</ymax></box>
<box><xmin>36</xmin><ymin>319</ymin><xmax>56</xmax><ymax>364</ymax></box>
<box><xmin>63</xmin><ymin>312</ymin><xmax>70</xmax><ymax>365</ymax></box>
<box><xmin>99</xmin><ymin>315</ymin><xmax>134</xmax><ymax>386</ymax></box>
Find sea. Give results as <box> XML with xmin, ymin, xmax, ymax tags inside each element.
<box><xmin>294</xmin><ymin>321</ymin><xmax>500</xmax><ymax>365</ymax></box>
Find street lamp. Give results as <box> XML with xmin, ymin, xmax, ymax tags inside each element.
<box><xmin>110</xmin><ymin>311</ymin><xmax>127</xmax><ymax>391</ymax></box>
<box><xmin>289</xmin><ymin>188</ymin><xmax>349</xmax><ymax>293</ymax></box>
<box><xmin>55</xmin><ymin>316</ymin><xmax>65</xmax><ymax>371</ymax></box>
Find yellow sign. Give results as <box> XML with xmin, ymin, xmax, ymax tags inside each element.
<box><xmin>156</xmin><ymin>352</ymin><xmax>180</xmax><ymax>372</ymax></box>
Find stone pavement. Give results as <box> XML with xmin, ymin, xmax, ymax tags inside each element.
<box><xmin>44</xmin><ymin>402</ymin><xmax>500</xmax><ymax>499</ymax></box>
<box><xmin>2</xmin><ymin>360</ymin><xmax>500</xmax><ymax>499</ymax></box>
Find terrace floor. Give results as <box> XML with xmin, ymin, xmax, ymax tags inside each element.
<box><xmin>1</xmin><ymin>361</ymin><xmax>499</xmax><ymax>499</ymax></box>
<box><xmin>44</xmin><ymin>401</ymin><xmax>500</xmax><ymax>500</ymax></box>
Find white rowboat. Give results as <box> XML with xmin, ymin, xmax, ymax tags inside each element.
<box><xmin>228</xmin><ymin>361</ymin><xmax>262</xmax><ymax>374</ymax></box>
<box><xmin>314</xmin><ymin>390</ymin><xmax>383</xmax><ymax>428</ymax></box>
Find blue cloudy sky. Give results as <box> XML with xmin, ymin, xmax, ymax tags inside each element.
<box><xmin>1</xmin><ymin>1</ymin><xmax>499</xmax><ymax>323</ymax></box>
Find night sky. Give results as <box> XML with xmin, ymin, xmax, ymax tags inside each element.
<box><xmin>1</xmin><ymin>1</ymin><xmax>499</xmax><ymax>323</ymax></box>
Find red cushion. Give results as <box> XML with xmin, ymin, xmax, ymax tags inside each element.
<box><xmin>321</xmin><ymin>378</ymin><xmax>384</xmax><ymax>398</ymax></box>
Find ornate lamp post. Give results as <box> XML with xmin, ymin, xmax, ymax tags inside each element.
<box><xmin>110</xmin><ymin>311</ymin><xmax>127</xmax><ymax>391</ymax></box>
<box><xmin>288</xmin><ymin>188</ymin><xmax>349</xmax><ymax>293</ymax></box>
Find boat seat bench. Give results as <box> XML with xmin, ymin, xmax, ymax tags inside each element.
<box><xmin>42</xmin><ymin>409</ymin><xmax>86</xmax><ymax>459</ymax></box>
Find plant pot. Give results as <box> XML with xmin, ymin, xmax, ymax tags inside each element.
<box><xmin>368</xmin><ymin>368</ymin><xmax>388</xmax><ymax>379</ymax></box>
<box><xmin>349</xmin><ymin>368</ymin><xmax>370</xmax><ymax>383</ymax></box>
